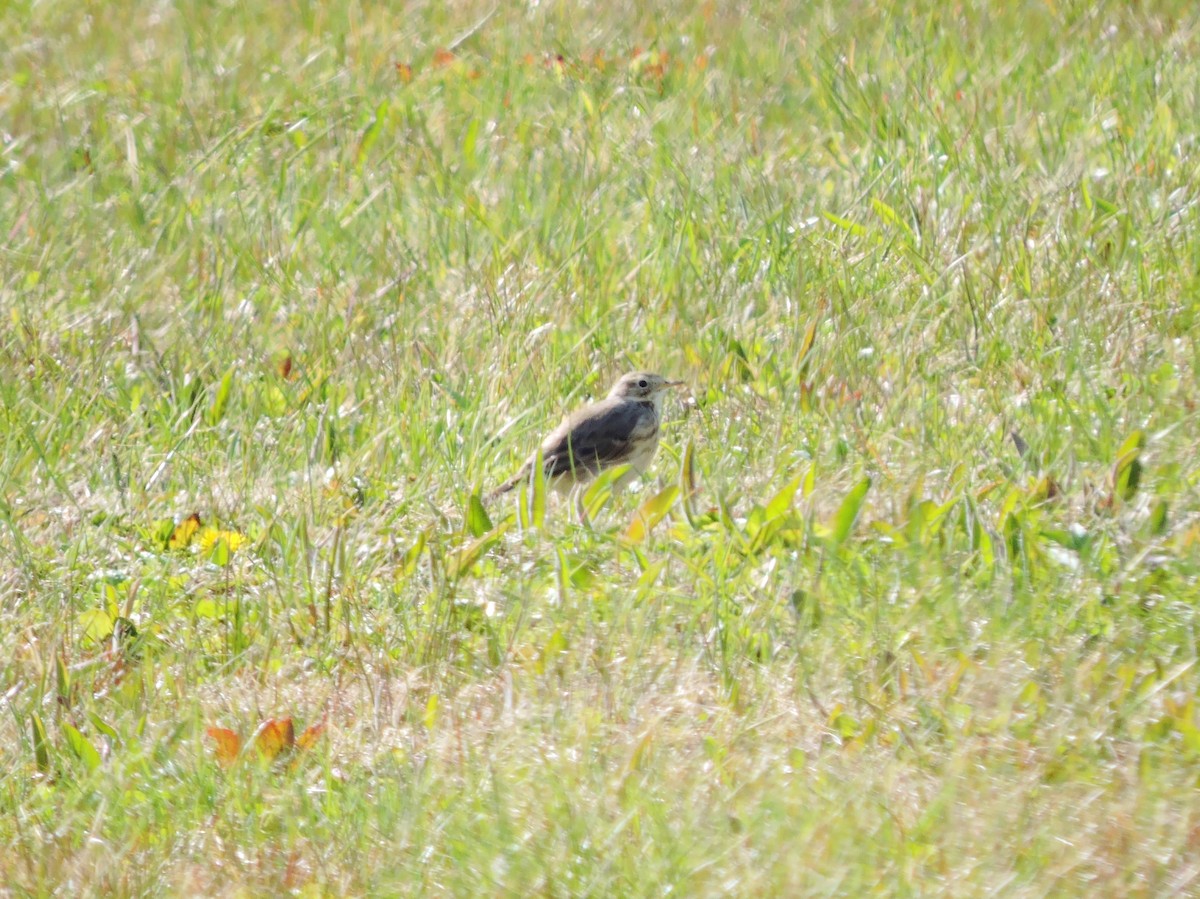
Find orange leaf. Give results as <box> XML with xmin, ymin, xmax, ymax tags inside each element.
<box><xmin>170</xmin><ymin>513</ymin><xmax>202</xmax><ymax>550</ymax></box>
<box><xmin>207</xmin><ymin>726</ymin><xmax>241</xmax><ymax>768</ymax></box>
<box><xmin>395</xmin><ymin>62</ymin><xmax>413</xmax><ymax>83</ymax></box>
<box><xmin>432</xmin><ymin>48</ymin><xmax>455</xmax><ymax>68</ymax></box>
<box><xmin>255</xmin><ymin>717</ymin><xmax>295</xmax><ymax>761</ymax></box>
<box><xmin>296</xmin><ymin>721</ymin><xmax>326</xmax><ymax>751</ymax></box>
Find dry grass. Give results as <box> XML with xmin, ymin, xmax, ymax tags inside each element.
<box><xmin>3</xmin><ymin>0</ymin><xmax>1200</xmax><ymax>894</ymax></box>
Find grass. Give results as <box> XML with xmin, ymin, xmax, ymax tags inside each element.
<box><xmin>3</xmin><ymin>0</ymin><xmax>1200</xmax><ymax>893</ymax></box>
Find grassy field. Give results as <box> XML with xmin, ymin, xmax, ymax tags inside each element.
<box><xmin>4</xmin><ymin>0</ymin><xmax>1200</xmax><ymax>893</ymax></box>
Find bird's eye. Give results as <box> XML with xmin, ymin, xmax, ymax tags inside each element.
<box><xmin>638</xmin><ymin>379</ymin><xmax>648</xmax><ymax>388</ymax></box>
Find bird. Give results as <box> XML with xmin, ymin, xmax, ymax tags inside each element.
<box><xmin>491</xmin><ymin>371</ymin><xmax>684</xmax><ymax>498</ymax></box>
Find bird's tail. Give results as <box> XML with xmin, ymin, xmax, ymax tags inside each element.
<box><xmin>486</xmin><ymin>470</ymin><xmax>523</xmax><ymax>501</ymax></box>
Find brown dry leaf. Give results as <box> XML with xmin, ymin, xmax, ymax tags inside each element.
<box><xmin>296</xmin><ymin>721</ymin><xmax>326</xmax><ymax>751</ymax></box>
<box><xmin>255</xmin><ymin>717</ymin><xmax>295</xmax><ymax>761</ymax></box>
<box><xmin>395</xmin><ymin>62</ymin><xmax>414</xmax><ymax>83</ymax></box>
<box><xmin>207</xmin><ymin>727</ymin><xmax>241</xmax><ymax>768</ymax></box>
<box><xmin>170</xmin><ymin>513</ymin><xmax>202</xmax><ymax>550</ymax></box>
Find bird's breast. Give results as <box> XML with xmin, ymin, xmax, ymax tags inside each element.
<box><xmin>624</xmin><ymin>432</ymin><xmax>661</xmax><ymax>474</ymax></box>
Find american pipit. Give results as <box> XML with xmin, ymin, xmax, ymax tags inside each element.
<box><xmin>491</xmin><ymin>371</ymin><xmax>684</xmax><ymax>498</ymax></box>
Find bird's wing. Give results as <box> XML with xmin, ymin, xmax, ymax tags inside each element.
<box><xmin>538</xmin><ymin>399</ymin><xmax>655</xmax><ymax>478</ymax></box>
<box><xmin>490</xmin><ymin>399</ymin><xmax>657</xmax><ymax>498</ymax></box>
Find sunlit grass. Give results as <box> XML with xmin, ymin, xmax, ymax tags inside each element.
<box><xmin>3</xmin><ymin>0</ymin><xmax>1200</xmax><ymax>894</ymax></box>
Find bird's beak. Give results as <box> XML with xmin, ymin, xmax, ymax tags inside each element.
<box><xmin>666</xmin><ymin>380</ymin><xmax>685</xmax><ymax>388</ymax></box>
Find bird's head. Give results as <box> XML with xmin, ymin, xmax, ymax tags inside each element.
<box><xmin>608</xmin><ymin>372</ymin><xmax>685</xmax><ymax>406</ymax></box>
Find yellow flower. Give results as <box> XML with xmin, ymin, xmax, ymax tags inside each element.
<box><xmin>197</xmin><ymin>527</ymin><xmax>247</xmax><ymax>556</ymax></box>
